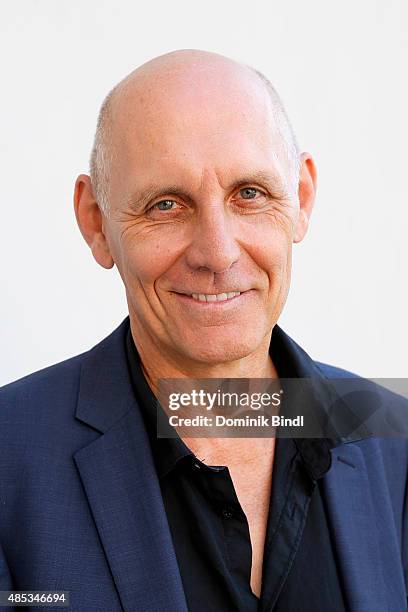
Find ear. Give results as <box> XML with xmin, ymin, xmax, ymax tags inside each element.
<box><xmin>73</xmin><ymin>174</ymin><xmax>114</xmax><ymax>269</ymax></box>
<box><xmin>293</xmin><ymin>152</ymin><xmax>317</xmax><ymax>243</ymax></box>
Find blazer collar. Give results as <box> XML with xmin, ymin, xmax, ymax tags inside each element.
<box><xmin>75</xmin><ymin>317</ymin><xmax>136</xmax><ymax>433</ymax></box>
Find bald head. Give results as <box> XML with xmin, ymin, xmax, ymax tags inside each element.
<box><xmin>89</xmin><ymin>49</ymin><xmax>300</xmax><ymax>217</ymax></box>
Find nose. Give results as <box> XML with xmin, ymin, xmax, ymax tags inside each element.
<box><xmin>184</xmin><ymin>203</ymin><xmax>241</xmax><ymax>273</ymax></box>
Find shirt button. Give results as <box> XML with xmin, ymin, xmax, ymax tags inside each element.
<box><xmin>222</xmin><ymin>508</ymin><xmax>234</xmax><ymax>519</ymax></box>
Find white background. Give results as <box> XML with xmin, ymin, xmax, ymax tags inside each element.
<box><xmin>1</xmin><ymin>0</ymin><xmax>407</xmax><ymax>385</ymax></box>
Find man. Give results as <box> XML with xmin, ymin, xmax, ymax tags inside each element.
<box><xmin>0</xmin><ymin>49</ymin><xmax>407</xmax><ymax>612</ymax></box>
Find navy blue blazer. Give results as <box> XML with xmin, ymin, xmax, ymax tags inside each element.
<box><xmin>0</xmin><ymin>317</ymin><xmax>407</xmax><ymax>611</ymax></box>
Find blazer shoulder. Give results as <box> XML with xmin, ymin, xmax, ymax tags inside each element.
<box><xmin>0</xmin><ymin>350</ymin><xmax>88</xmax><ymax>399</ymax></box>
<box><xmin>0</xmin><ymin>350</ymin><xmax>89</xmax><ymax>435</ymax></box>
<box><xmin>0</xmin><ymin>317</ymin><xmax>130</xmax><ymax>399</ymax></box>
<box><xmin>314</xmin><ymin>360</ymin><xmax>360</xmax><ymax>379</ymax></box>
<box><xmin>316</xmin><ymin>363</ymin><xmax>408</xmax><ymax>480</ymax></box>
<box><xmin>0</xmin><ymin>318</ymin><xmax>129</xmax><ymax>437</ymax></box>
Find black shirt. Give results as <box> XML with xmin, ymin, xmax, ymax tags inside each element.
<box><xmin>125</xmin><ymin>323</ymin><xmax>348</xmax><ymax>611</ymax></box>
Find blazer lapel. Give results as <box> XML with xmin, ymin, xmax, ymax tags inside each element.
<box><xmin>72</xmin><ymin>318</ymin><xmax>188</xmax><ymax>612</ymax></box>
<box><xmin>322</xmin><ymin>442</ymin><xmax>406</xmax><ymax>612</ymax></box>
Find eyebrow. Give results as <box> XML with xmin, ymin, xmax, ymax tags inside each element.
<box><xmin>124</xmin><ymin>170</ymin><xmax>287</xmax><ymax>211</ymax></box>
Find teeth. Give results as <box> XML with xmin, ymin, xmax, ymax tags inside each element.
<box><xmin>190</xmin><ymin>291</ymin><xmax>241</xmax><ymax>302</ymax></box>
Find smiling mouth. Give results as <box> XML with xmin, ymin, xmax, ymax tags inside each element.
<box><xmin>173</xmin><ymin>290</ymin><xmax>249</xmax><ymax>304</ymax></box>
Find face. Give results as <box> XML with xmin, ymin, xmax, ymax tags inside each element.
<box><xmin>79</xmin><ymin>62</ymin><xmax>315</xmax><ymax>367</ymax></box>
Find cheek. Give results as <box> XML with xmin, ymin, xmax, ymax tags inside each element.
<box><xmin>248</xmin><ymin>227</ymin><xmax>292</xmax><ymax>280</ymax></box>
<box><xmin>120</xmin><ymin>234</ymin><xmax>177</xmax><ymax>290</ymax></box>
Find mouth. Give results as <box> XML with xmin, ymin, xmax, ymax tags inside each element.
<box><xmin>172</xmin><ymin>290</ymin><xmax>251</xmax><ymax>304</ymax></box>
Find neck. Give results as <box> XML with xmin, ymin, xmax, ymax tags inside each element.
<box><xmin>129</xmin><ymin>317</ymin><xmax>279</xmax><ymax>465</ymax></box>
<box><xmin>129</xmin><ymin>320</ymin><xmax>279</xmax><ymax>397</ymax></box>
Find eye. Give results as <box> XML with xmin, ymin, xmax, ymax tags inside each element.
<box><xmin>153</xmin><ymin>200</ymin><xmax>177</xmax><ymax>211</ymax></box>
<box><xmin>238</xmin><ymin>187</ymin><xmax>265</xmax><ymax>200</ymax></box>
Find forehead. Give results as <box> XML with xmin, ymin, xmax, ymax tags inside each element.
<box><xmin>109</xmin><ymin>64</ymin><xmax>287</xmax><ymax>194</ymax></box>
